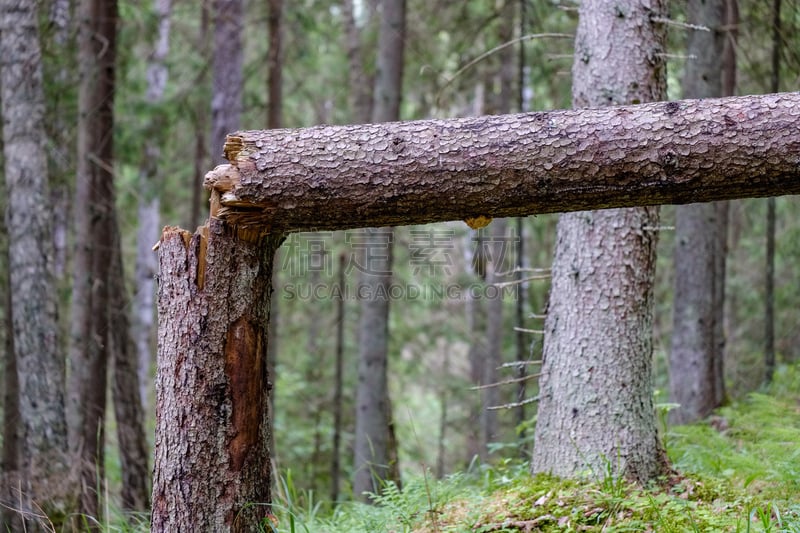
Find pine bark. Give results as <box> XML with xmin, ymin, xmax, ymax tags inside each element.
<box><xmin>206</xmin><ymin>92</ymin><xmax>800</xmax><ymax>232</ymax></box>
<box><xmin>0</xmin><ymin>0</ymin><xmax>74</xmax><ymax>526</ymax></box>
<box><xmin>532</xmin><ymin>0</ymin><xmax>668</xmax><ymax>483</ymax></box>
<box><xmin>151</xmin><ymin>221</ymin><xmax>281</xmax><ymax>531</ymax></box>
<box><xmin>670</xmin><ymin>0</ymin><xmax>728</xmax><ymax>425</ymax></box>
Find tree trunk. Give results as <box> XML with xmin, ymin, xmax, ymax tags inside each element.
<box><xmin>206</xmin><ymin>92</ymin><xmax>800</xmax><ymax>233</ymax></box>
<box><xmin>190</xmin><ymin>0</ymin><xmax>211</xmax><ymax>229</ymax></box>
<box><xmin>1</xmin><ymin>213</ymin><xmax>21</xmax><ymax>532</ymax></box>
<box><xmin>716</xmin><ymin>0</ymin><xmax>737</xmax><ymax>404</ymax></box>
<box><xmin>110</xmin><ymin>221</ymin><xmax>150</xmax><ymax>512</ymax></box>
<box><xmin>532</xmin><ymin>0</ymin><xmax>668</xmax><ymax>483</ymax></box>
<box><xmin>353</xmin><ymin>228</ymin><xmax>393</xmax><ymax>500</ymax></box>
<box><xmin>151</xmin><ymin>220</ymin><xmax>281</xmax><ymax>531</ymax></box>
<box><xmin>68</xmin><ymin>0</ymin><xmax>118</xmax><ymax>520</ymax></box>
<box><xmin>353</xmin><ymin>0</ymin><xmax>406</xmax><ymax>502</ymax></box>
<box><xmin>267</xmin><ymin>0</ymin><xmax>283</xmax><ymax>129</ymax></box>
<box><xmin>483</xmin><ymin>218</ymin><xmax>508</xmax><ymax>453</ymax></box>
<box><xmin>135</xmin><ymin>0</ymin><xmax>172</xmax><ymax>411</ymax></box>
<box><xmin>0</xmin><ymin>0</ymin><xmax>75</xmax><ymax>526</ymax></box>
<box><xmin>765</xmin><ymin>0</ymin><xmax>781</xmax><ymax>384</ymax></box>
<box><xmin>330</xmin><ymin>253</ymin><xmax>346</xmax><ymax>503</ymax></box>
<box><xmin>669</xmin><ymin>0</ymin><xmax>727</xmax><ymax>425</ymax></box>
<box><xmin>342</xmin><ymin>0</ymin><xmax>373</xmax><ymax>124</ymax></box>
<box><xmin>211</xmin><ymin>0</ymin><xmax>244</xmax><ymax>166</ymax></box>
<box><xmin>481</xmin><ymin>2</ymin><xmax>515</xmax><ymax>456</ymax></box>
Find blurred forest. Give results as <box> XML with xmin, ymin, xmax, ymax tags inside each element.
<box><xmin>1</xmin><ymin>0</ymin><xmax>800</xmax><ymax>528</ymax></box>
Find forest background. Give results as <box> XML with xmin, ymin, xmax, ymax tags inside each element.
<box><xmin>1</xmin><ymin>0</ymin><xmax>800</xmax><ymax>529</ymax></box>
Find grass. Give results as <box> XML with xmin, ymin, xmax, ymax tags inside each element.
<box><xmin>269</xmin><ymin>364</ymin><xmax>800</xmax><ymax>532</ymax></box>
<box><xmin>20</xmin><ymin>365</ymin><xmax>797</xmax><ymax>531</ymax></box>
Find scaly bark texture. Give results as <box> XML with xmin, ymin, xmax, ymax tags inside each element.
<box><xmin>206</xmin><ymin>92</ymin><xmax>800</xmax><ymax>232</ymax></box>
<box><xmin>0</xmin><ymin>0</ymin><xmax>74</xmax><ymax>526</ymax></box>
<box><xmin>670</xmin><ymin>0</ymin><xmax>728</xmax><ymax>425</ymax></box>
<box><xmin>532</xmin><ymin>0</ymin><xmax>668</xmax><ymax>483</ymax></box>
<box><xmin>152</xmin><ymin>219</ymin><xmax>281</xmax><ymax>532</ymax></box>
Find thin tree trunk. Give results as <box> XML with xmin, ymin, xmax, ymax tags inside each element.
<box><xmin>267</xmin><ymin>0</ymin><xmax>283</xmax><ymax>129</ymax></box>
<box><xmin>151</xmin><ymin>221</ymin><xmax>281</xmax><ymax>531</ymax></box>
<box><xmin>211</xmin><ymin>0</ymin><xmax>244</xmax><ymax>166</ymax></box>
<box><xmin>1</xmin><ymin>215</ymin><xmax>21</xmax><ymax>532</ymax></box>
<box><xmin>342</xmin><ymin>0</ymin><xmax>373</xmax><ymax>124</ymax></box>
<box><xmin>68</xmin><ymin>0</ymin><xmax>118</xmax><ymax>521</ymax></box>
<box><xmin>110</xmin><ymin>221</ymin><xmax>151</xmax><ymax>512</ymax></box>
<box><xmin>466</xmin><ymin>247</ymin><xmax>487</xmax><ymax>462</ymax></box>
<box><xmin>353</xmin><ymin>228</ymin><xmax>393</xmax><ymax>500</ymax></box>
<box><xmin>532</xmin><ymin>0</ymin><xmax>669</xmax><ymax>483</ymax></box>
<box><xmin>514</xmin><ymin>217</ymin><xmax>527</xmax><ymax>449</ymax></box>
<box><xmin>190</xmin><ymin>0</ymin><xmax>211</xmax><ymax>228</ymax></box>
<box><xmin>353</xmin><ymin>0</ymin><xmax>406</xmax><ymax>502</ymax></box>
<box><xmin>266</xmin><ymin>0</ymin><xmax>283</xmax><ymax>489</ymax></box>
<box><xmin>0</xmin><ymin>0</ymin><xmax>74</xmax><ymax>526</ymax></box>
<box><xmin>135</xmin><ymin>0</ymin><xmax>172</xmax><ymax>411</ymax></box>
<box><xmin>483</xmin><ymin>218</ymin><xmax>508</xmax><ymax>453</ymax></box>
<box><xmin>435</xmin><ymin>344</ymin><xmax>449</xmax><ymax>479</ymax></box>
<box><xmin>765</xmin><ymin>0</ymin><xmax>781</xmax><ymax>384</ymax></box>
<box><xmin>481</xmin><ymin>1</ymin><xmax>515</xmax><ymax>455</ymax></box>
<box><xmin>715</xmin><ymin>0</ymin><xmax>737</xmax><ymax>405</ymax></box>
<box><xmin>330</xmin><ymin>253</ymin><xmax>346</xmax><ymax>503</ymax></box>
<box><xmin>670</xmin><ymin>0</ymin><xmax>727</xmax><ymax>425</ymax></box>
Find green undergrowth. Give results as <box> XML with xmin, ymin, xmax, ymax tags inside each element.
<box><xmin>270</xmin><ymin>365</ymin><xmax>800</xmax><ymax>532</ymax></box>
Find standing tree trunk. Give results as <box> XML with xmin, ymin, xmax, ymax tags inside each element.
<box><xmin>765</xmin><ymin>0</ymin><xmax>780</xmax><ymax>384</ymax></box>
<box><xmin>330</xmin><ymin>253</ymin><xmax>346</xmax><ymax>502</ymax></box>
<box><xmin>353</xmin><ymin>0</ymin><xmax>406</xmax><ymax>502</ymax></box>
<box><xmin>342</xmin><ymin>0</ymin><xmax>373</xmax><ymax>124</ymax></box>
<box><xmin>135</xmin><ymin>0</ymin><xmax>172</xmax><ymax>411</ymax></box>
<box><xmin>190</xmin><ymin>0</ymin><xmax>211</xmax><ymax>228</ymax></box>
<box><xmin>266</xmin><ymin>0</ymin><xmax>283</xmax><ymax>487</ymax></box>
<box><xmin>669</xmin><ymin>0</ymin><xmax>728</xmax><ymax>425</ymax></box>
<box><xmin>267</xmin><ymin>0</ymin><xmax>283</xmax><ymax>129</ymax></box>
<box><xmin>211</xmin><ymin>0</ymin><xmax>244</xmax><ymax>166</ymax></box>
<box><xmin>1</xmin><ymin>205</ymin><xmax>21</xmax><ymax>532</ymax></box>
<box><xmin>0</xmin><ymin>0</ymin><xmax>75</xmax><ymax>527</ymax></box>
<box><xmin>68</xmin><ymin>0</ymin><xmax>118</xmax><ymax>521</ymax></box>
<box><xmin>110</xmin><ymin>220</ymin><xmax>151</xmax><ymax>512</ymax></box>
<box><xmin>151</xmin><ymin>221</ymin><xmax>281</xmax><ymax>531</ymax></box>
<box><xmin>481</xmin><ymin>0</ymin><xmax>515</xmax><ymax>455</ymax></box>
<box><xmin>531</xmin><ymin>0</ymin><xmax>669</xmax><ymax>483</ymax></box>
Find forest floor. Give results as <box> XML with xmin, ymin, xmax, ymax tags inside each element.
<box><xmin>273</xmin><ymin>364</ymin><xmax>800</xmax><ymax>532</ymax></box>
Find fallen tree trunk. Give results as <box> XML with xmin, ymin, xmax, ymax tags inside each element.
<box><xmin>206</xmin><ymin>92</ymin><xmax>800</xmax><ymax>231</ymax></box>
